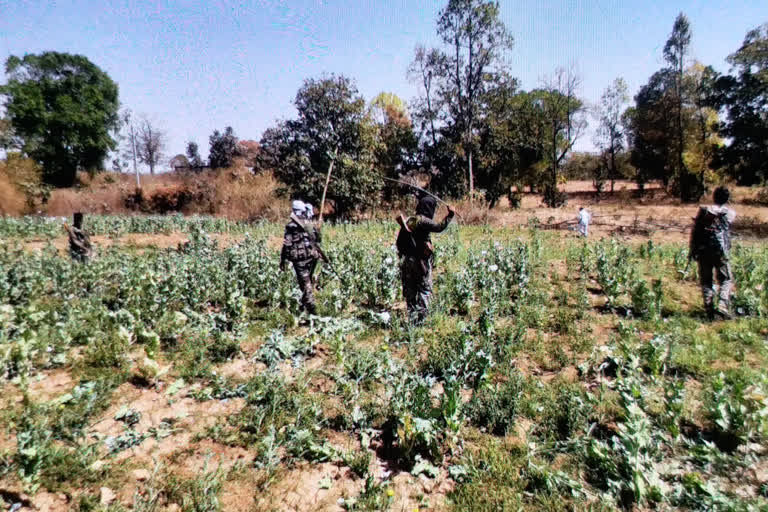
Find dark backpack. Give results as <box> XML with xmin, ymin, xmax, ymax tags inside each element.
<box><xmin>396</xmin><ymin>225</ymin><xmax>417</xmax><ymax>258</ymax></box>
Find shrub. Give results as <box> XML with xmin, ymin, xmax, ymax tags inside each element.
<box><xmin>467</xmin><ymin>372</ymin><xmax>526</xmax><ymax>435</ymax></box>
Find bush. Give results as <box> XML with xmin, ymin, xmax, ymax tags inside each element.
<box><xmin>467</xmin><ymin>372</ymin><xmax>526</xmax><ymax>435</ymax></box>
<box><xmin>123</xmin><ymin>183</ymin><xmax>216</xmax><ymax>214</ymax></box>
<box><xmin>543</xmin><ymin>185</ymin><xmax>567</xmax><ymax>207</ymax></box>
<box><xmin>507</xmin><ymin>188</ymin><xmax>523</xmax><ymax>209</ymax></box>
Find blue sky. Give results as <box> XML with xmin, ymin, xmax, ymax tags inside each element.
<box><xmin>1</xmin><ymin>0</ymin><xmax>766</xmax><ymax>169</ymax></box>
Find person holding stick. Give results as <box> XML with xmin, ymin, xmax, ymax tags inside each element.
<box><xmin>280</xmin><ymin>200</ymin><xmax>321</xmax><ymax>315</ymax></box>
<box><xmin>64</xmin><ymin>212</ymin><xmax>92</xmax><ymax>262</ymax></box>
<box><xmin>396</xmin><ymin>194</ymin><xmax>455</xmax><ymax>325</ymax></box>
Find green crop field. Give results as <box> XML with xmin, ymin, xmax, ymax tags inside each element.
<box><xmin>1</xmin><ymin>215</ymin><xmax>767</xmax><ymax>511</ymax></box>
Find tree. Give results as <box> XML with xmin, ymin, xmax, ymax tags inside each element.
<box><xmin>0</xmin><ymin>52</ymin><xmax>119</xmax><ymax>187</ymax></box>
<box><xmin>537</xmin><ymin>67</ymin><xmax>587</xmax><ymax>207</ymax></box>
<box><xmin>664</xmin><ymin>12</ymin><xmax>696</xmax><ymax>200</ymax></box>
<box><xmin>0</xmin><ymin>117</ymin><xmax>15</xmax><ymax>151</ymax></box>
<box><xmin>208</xmin><ymin>126</ymin><xmax>238</xmax><ymax>169</ymax></box>
<box><xmin>411</xmin><ymin>0</ymin><xmax>513</xmax><ymax>198</ymax></box>
<box><xmin>136</xmin><ymin>117</ymin><xmax>166</xmax><ymax>175</ymax></box>
<box><xmin>186</xmin><ymin>141</ymin><xmax>204</xmax><ymax>169</ymax></box>
<box><xmin>236</xmin><ymin>140</ymin><xmax>261</xmax><ymax>168</ymax></box>
<box><xmin>476</xmin><ymin>77</ymin><xmax>548</xmax><ymax>206</ymax></box>
<box><xmin>713</xmin><ymin>23</ymin><xmax>768</xmax><ymax>185</ymax></box>
<box><xmin>407</xmin><ymin>45</ymin><xmax>443</xmax><ymax>151</ymax></box>
<box><xmin>594</xmin><ymin>78</ymin><xmax>629</xmax><ymax>193</ymax></box>
<box><xmin>260</xmin><ymin>74</ymin><xmax>380</xmax><ymax>218</ymax></box>
<box><xmin>684</xmin><ymin>62</ymin><xmax>721</xmax><ymax>193</ymax></box>
<box><xmin>169</xmin><ymin>154</ymin><xmax>189</xmax><ymax>171</ymax></box>
<box><xmin>627</xmin><ymin>70</ymin><xmax>676</xmax><ymax>191</ymax></box>
<box><xmin>370</xmin><ymin>92</ymin><xmax>419</xmax><ymax>200</ymax></box>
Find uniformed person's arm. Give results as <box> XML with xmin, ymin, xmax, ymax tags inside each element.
<box><xmin>689</xmin><ymin>207</ymin><xmax>705</xmax><ymax>260</ymax></box>
<box><xmin>418</xmin><ymin>207</ymin><xmax>455</xmax><ymax>233</ymax></box>
<box><xmin>280</xmin><ymin>226</ymin><xmax>291</xmax><ymax>270</ymax></box>
<box><xmin>82</xmin><ymin>232</ymin><xmax>93</xmax><ymax>251</ymax></box>
<box><xmin>68</xmin><ymin>230</ymin><xmax>88</xmax><ymax>251</ymax></box>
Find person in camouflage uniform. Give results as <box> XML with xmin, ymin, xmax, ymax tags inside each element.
<box><xmin>689</xmin><ymin>186</ymin><xmax>737</xmax><ymax>320</ymax></box>
<box><xmin>396</xmin><ymin>195</ymin><xmax>455</xmax><ymax>324</ymax></box>
<box><xmin>280</xmin><ymin>200</ymin><xmax>321</xmax><ymax>315</ymax></box>
<box><xmin>67</xmin><ymin>212</ymin><xmax>92</xmax><ymax>262</ymax></box>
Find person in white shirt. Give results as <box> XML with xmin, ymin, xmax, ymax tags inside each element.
<box><xmin>577</xmin><ymin>207</ymin><xmax>591</xmax><ymax>237</ymax></box>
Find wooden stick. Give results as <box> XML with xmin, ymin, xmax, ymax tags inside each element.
<box><xmin>318</xmin><ymin>145</ymin><xmax>339</xmax><ymax>225</ymax></box>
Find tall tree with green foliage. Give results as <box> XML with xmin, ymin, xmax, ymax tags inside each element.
<box><xmin>259</xmin><ymin>74</ymin><xmax>380</xmax><ymax>218</ymax></box>
<box><xmin>186</xmin><ymin>141</ymin><xmax>204</xmax><ymax>169</ymax></box>
<box><xmin>663</xmin><ymin>12</ymin><xmax>699</xmax><ymax>200</ymax></box>
<box><xmin>713</xmin><ymin>23</ymin><xmax>768</xmax><ymax>185</ymax></box>
<box><xmin>627</xmin><ymin>70</ymin><xmax>676</xmax><ymax>191</ymax></box>
<box><xmin>684</xmin><ymin>62</ymin><xmax>721</xmax><ymax>191</ymax></box>
<box><xmin>0</xmin><ymin>52</ymin><xmax>119</xmax><ymax>187</ymax></box>
<box><xmin>594</xmin><ymin>78</ymin><xmax>629</xmax><ymax>193</ymax></box>
<box><xmin>411</xmin><ymin>0</ymin><xmax>513</xmax><ymax>199</ymax></box>
<box><xmin>476</xmin><ymin>75</ymin><xmax>548</xmax><ymax>206</ymax></box>
<box><xmin>208</xmin><ymin>126</ymin><xmax>238</xmax><ymax>169</ymax></box>
<box><xmin>369</xmin><ymin>92</ymin><xmax>419</xmax><ymax>200</ymax></box>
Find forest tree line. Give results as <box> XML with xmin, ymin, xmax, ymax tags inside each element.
<box><xmin>1</xmin><ymin>1</ymin><xmax>766</xmax><ymax>216</ymax></box>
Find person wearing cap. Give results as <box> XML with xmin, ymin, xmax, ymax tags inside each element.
<box><xmin>66</xmin><ymin>212</ymin><xmax>92</xmax><ymax>262</ymax></box>
<box><xmin>280</xmin><ymin>200</ymin><xmax>320</xmax><ymax>315</ymax></box>
<box><xmin>301</xmin><ymin>202</ymin><xmax>322</xmax><ymax>285</ymax></box>
<box><xmin>396</xmin><ymin>195</ymin><xmax>455</xmax><ymax>324</ymax></box>
<box><xmin>689</xmin><ymin>186</ymin><xmax>737</xmax><ymax>320</ymax></box>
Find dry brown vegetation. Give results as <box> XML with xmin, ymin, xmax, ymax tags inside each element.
<box><xmin>0</xmin><ymin>169</ymin><xmax>25</xmax><ymax>215</ymax></box>
<box><xmin>45</xmin><ymin>159</ymin><xmax>287</xmax><ymax>220</ymax></box>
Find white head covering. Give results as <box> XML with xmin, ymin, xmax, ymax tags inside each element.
<box><xmin>291</xmin><ymin>200</ymin><xmax>305</xmax><ymax>215</ymax></box>
<box><xmin>304</xmin><ymin>203</ymin><xmax>314</xmax><ymax>219</ymax></box>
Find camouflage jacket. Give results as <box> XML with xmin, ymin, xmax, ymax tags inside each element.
<box><xmin>281</xmin><ymin>219</ymin><xmax>321</xmax><ymax>263</ymax></box>
<box><xmin>689</xmin><ymin>205</ymin><xmax>736</xmax><ymax>259</ymax></box>
<box><xmin>397</xmin><ymin>212</ymin><xmax>454</xmax><ymax>260</ymax></box>
<box><xmin>68</xmin><ymin>227</ymin><xmax>92</xmax><ymax>259</ymax></box>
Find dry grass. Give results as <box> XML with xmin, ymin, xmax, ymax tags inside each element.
<box><xmin>210</xmin><ymin>161</ymin><xmax>286</xmax><ymax>221</ymax></box>
<box><xmin>0</xmin><ymin>169</ymin><xmax>25</xmax><ymax>215</ymax></box>
<box><xmin>35</xmin><ymin>175</ymin><xmax>768</xmax><ymax>240</ymax></box>
<box><xmin>478</xmin><ymin>180</ymin><xmax>768</xmax><ymax>242</ymax></box>
<box><xmin>45</xmin><ymin>160</ymin><xmax>286</xmax><ymax>220</ymax></box>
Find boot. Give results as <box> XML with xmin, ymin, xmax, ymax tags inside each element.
<box><xmin>714</xmin><ymin>302</ymin><xmax>732</xmax><ymax>320</ymax></box>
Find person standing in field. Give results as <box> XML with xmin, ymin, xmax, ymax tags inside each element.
<box><xmin>396</xmin><ymin>195</ymin><xmax>455</xmax><ymax>324</ymax></box>
<box><xmin>577</xmin><ymin>207</ymin><xmax>591</xmax><ymax>237</ymax></box>
<box><xmin>280</xmin><ymin>200</ymin><xmax>320</xmax><ymax>315</ymax></box>
<box><xmin>689</xmin><ymin>186</ymin><xmax>737</xmax><ymax>320</ymax></box>
<box><xmin>66</xmin><ymin>212</ymin><xmax>92</xmax><ymax>262</ymax></box>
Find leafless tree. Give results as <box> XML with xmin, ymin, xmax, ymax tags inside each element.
<box><xmin>136</xmin><ymin>116</ymin><xmax>166</xmax><ymax>175</ymax></box>
<box><xmin>538</xmin><ymin>67</ymin><xmax>587</xmax><ymax>206</ymax></box>
<box><xmin>593</xmin><ymin>77</ymin><xmax>629</xmax><ymax>193</ymax></box>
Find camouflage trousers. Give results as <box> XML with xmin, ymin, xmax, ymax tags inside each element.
<box><xmin>293</xmin><ymin>258</ymin><xmax>317</xmax><ymax>314</ymax></box>
<box><xmin>698</xmin><ymin>253</ymin><xmax>733</xmax><ymax>315</ymax></box>
<box><xmin>401</xmin><ymin>256</ymin><xmax>432</xmax><ymax>324</ymax></box>
<box><xmin>69</xmin><ymin>248</ymin><xmax>89</xmax><ymax>263</ymax></box>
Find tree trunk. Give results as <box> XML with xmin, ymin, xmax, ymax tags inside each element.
<box><xmin>676</xmin><ymin>57</ymin><xmax>685</xmax><ymax>201</ymax></box>
<box><xmin>468</xmin><ymin>149</ymin><xmax>474</xmax><ymax>200</ymax></box>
